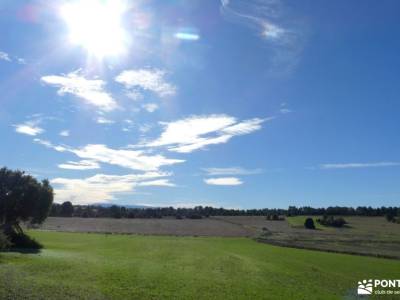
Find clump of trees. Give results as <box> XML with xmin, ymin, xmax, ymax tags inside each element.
<box><xmin>266</xmin><ymin>214</ymin><xmax>284</xmax><ymax>221</ymax></box>
<box><xmin>0</xmin><ymin>167</ymin><xmax>53</xmax><ymax>249</ymax></box>
<box><xmin>317</xmin><ymin>215</ymin><xmax>347</xmax><ymax>228</ymax></box>
<box><xmin>304</xmin><ymin>218</ymin><xmax>315</xmax><ymax>229</ymax></box>
<box><xmin>386</xmin><ymin>212</ymin><xmax>400</xmax><ymax>224</ymax></box>
<box><xmin>287</xmin><ymin>206</ymin><xmax>400</xmax><ymax>217</ymax></box>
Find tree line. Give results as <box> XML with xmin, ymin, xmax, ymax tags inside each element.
<box><xmin>50</xmin><ymin>202</ymin><xmax>400</xmax><ymax>219</ymax></box>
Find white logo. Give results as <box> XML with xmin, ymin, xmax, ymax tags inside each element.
<box><xmin>358</xmin><ymin>279</ymin><xmax>373</xmax><ymax>295</ymax></box>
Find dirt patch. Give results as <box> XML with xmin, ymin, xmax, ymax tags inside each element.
<box><xmin>37</xmin><ymin>217</ymin><xmax>255</xmax><ymax>237</ymax></box>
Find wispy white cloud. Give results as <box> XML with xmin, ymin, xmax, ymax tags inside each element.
<box><xmin>204</xmin><ymin>177</ymin><xmax>243</xmax><ymax>186</ymax></box>
<box><xmin>33</xmin><ymin>138</ymin><xmax>68</xmax><ymax>152</ymax></box>
<box><xmin>41</xmin><ymin>70</ymin><xmax>117</xmax><ymax>111</ymax></box>
<box><xmin>70</xmin><ymin>144</ymin><xmax>183</xmax><ymax>171</ymax></box>
<box><xmin>58</xmin><ymin>160</ymin><xmax>100</xmax><ymax>170</ymax></box>
<box><xmin>115</xmin><ymin>69</ymin><xmax>176</xmax><ymax>98</ymax></box>
<box><xmin>137</xmin><ymin>179</ymin><xmax>176</xmax><ymax>187</ymax></box>
<box><xmin>96</xmin><ymin>117</ymin><xmax>115</xmax><ymax>124</ymax></box>
<box><xmin>0</xmin><ymin>51</ymin><xmax>11</xmax><ymax>62</ymax></box>
<box><xmin>144</xmin><ymin>114</ymin><xmax>266</xmax><ymax>153</ymax></box>
<box><xmin>121</xmin><ymin>119</ymin><xmax>134</xmax><ymax>132</ymax></box>
<box><xmin>280</xmin><ymin>108</ymin><xmax>291</xmax><ymax>114</ymax></box>
<box><xmin>320</xmin><ymin>162</ymin><xmax>400</xmax><ymax>170</ymax></box>
<box><xmin>59</xmin><ymin>130</ymin><xmax>70</xmax><ymax>137</ymax></box>
<box><xmin>220</xmin><ymin>0</ymin><xmax>303</xmax><ymax>74</ymax></box>
<box><xmin>139</xmin><ymin>123</ymin><xmax>153</xmax><ymax>134</ymax></box>
<box><xmin>203</xmin><ymin>167</ymin><xmax>262</xmax><ymax>176</ymax></box>
<box><xmin>34</xmin><ymin>138</ymin><xmax>184</xmax><ymax>172</ymax></box>
<box><xmin>14</xmin><ymin>122</ymin><xmax>44</xmax><ymax>136</ymax></box>
<box><xmin>142</xmin><ymin>103</ymin><xmax>159</xmax><ymax>113</ymax></box>
<box><xmin>220</xmin><ymin>0</ymin><xmax>285</xmax><ymax>41</ymax></box>
<box><xmin>17</xmin><ymin>57</ymin><xmax>26</xmax><ymax>64</ymax></box>
<box><xmin>126</xmin><ymin>90</ymin><xmax>144</xmax><ymax>101</ymax></box>
<box><xmin>51</xmin><ymin>172</ymin><xmax>174</xmax><ymax>204</ymax></box>
<box><xmin>14</xmin><ymin>115</ymin><xmax>46</xmax><ymax>136</ymax></box>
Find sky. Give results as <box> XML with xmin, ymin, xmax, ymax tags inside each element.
<box><xmin>1</xmin><ymin>0</ymin><xmax>400</xmax><ymax>209</ymax></box>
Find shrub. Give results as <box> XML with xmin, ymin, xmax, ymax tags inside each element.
<box><xmin>317</xmin><ymin>215</ymin><xmax>347</xmax><ymax>228</ymax></box>
<box><xmin>266</xmin><ymin>214</ymin><xmax>285</xmax><ymax>221</ymax></box>
<box><xmin>386</xmin><ymin>213</ymin><xmax>396</xmax><ymax>222</ymax></box>
<box><xmin>186</xmin><ymin>214</ymin><xmax>202</xmax><ymax>219</ymax></box>
<box><xmin>304</xmin><ymin>218</ymin><xmax>315</xmax><ymax>229</ymax></box>
<box><xmin>0</xmin><ymin>232</ymin><xmax>11</xmax><ymax>250</ymax></box>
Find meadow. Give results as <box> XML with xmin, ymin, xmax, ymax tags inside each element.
<box><xmin>1</xmin><ymin>230</ymin><xmax>400</xmax><ymax>299</ymax></box>
<box><xmin>35</xmin><ymin>216</ymin><xmax>400</xmax><ymax>259</ymax></box>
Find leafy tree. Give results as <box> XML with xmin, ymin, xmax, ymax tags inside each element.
<box><xmin>60</xmin><ymin>201</ymin><xmax>74</xmax><ymax>217</ymax></box>
<box><xmin>0</xmin><ymin>167</ymin><xmax>53</xmax><ymax>247</ymax></box>
<box><xmin>304</xmin><ymin>218</ymin><xmax>315</xmax><ymax>229</ymax></box>
<box><xmin>110</xmin><ymin>205</ymin><xmax>122</xmax><ymax>218</ymax></box>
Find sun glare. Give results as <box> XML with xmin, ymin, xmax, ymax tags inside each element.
<box><xmin>61</xmin><ymin>0</ymin><xmax>129</xmax><ymax>58</ymax></box>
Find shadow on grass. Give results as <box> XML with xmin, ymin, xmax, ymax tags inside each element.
<box><xmin>2</xmin><ymin>248</ymin><xmax>41</xmax><ymax>254</ymax></box>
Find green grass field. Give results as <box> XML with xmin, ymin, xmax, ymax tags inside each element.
<box><xmin>1</xmin><ymin>231</ymin><xmax>399</xmax><ymax>299</ymax></box>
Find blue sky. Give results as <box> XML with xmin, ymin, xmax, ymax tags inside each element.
<box><xmin>1</xmin><ymin>0</ymin><xmax>400</xmax><ymax>208</ymax></box>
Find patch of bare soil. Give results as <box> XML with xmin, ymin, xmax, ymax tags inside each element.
<box><xmin>37</xmin><ymin>217</ymin><xmax>255</xmax><ymax>237</ymax></box>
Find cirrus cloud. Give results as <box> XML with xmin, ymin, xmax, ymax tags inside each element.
<box><xmin>115</xmin><ymin>68</ymin><xmax>176</xmax><ymax>98</ymax></box>
<box><xmin>58</xmin><ymin>160</ymin><xmax>100</xmax><ymax>170</ymax></box>
<box><xmin>144</xmin><ymin>114</ymin><xmax>267</xmax><ymax>153</ymax></box>
<box><xmin>203</xmin><ymin>167</ymin><xmax>262</xmax><ymax>176</ymax></box>
<box><xmin>204</xmin><ymin>177</ymin><xmax>243</xmax><ymax>186</ymax></box>
<box><xmin>320</xmin><ymin>162</ymin><xmax>400</xmax><ymax>170</ymax></box>
<box><xmin>33</xmin><ymin>138</ymin><xmax>184</xmax><ymax>172</ymax></box>
<box><xmin>51</xmin><ymin>171</ymin><xmax>174</xmax><ymax>204</ymax></box>
<box><xmin>41</xmin><ymin>70</ymin><xmax>117</xmax><ymax>111</ymax></box>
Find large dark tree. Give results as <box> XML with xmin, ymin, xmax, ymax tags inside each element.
<box><xmin>60</xmin><ymin>201</ymin><xmax>74</xmax><ymax>217</ymax></box>
<box><xmin>0</xmin><ymin>167</ymin><xmax>53</xmax><ymax>237</ymax></box>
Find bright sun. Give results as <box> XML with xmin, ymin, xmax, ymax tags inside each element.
<box><xmin>61</xmin><ymin>0</ymin><xmax>129</xmax><ymax>58</ymax></box>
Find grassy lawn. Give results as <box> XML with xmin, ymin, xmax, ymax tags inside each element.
<box><xmin>0</xmin><ymin>231</ymin><xmax>399</xmax><ymax>299</ymax></box>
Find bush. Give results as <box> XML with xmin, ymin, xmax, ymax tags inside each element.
<box><xmin>266</xmin><ymin>214</ymin><xmax>285</xmax><ymax>221</ymax></box>
<box><xmin>8</xmin><ymin>232</ymin><xmax>42</xmax><ymax>249</ymax></box>
<box><xmin>317</xmin><ymin>215</ymin><xmax>346</xmax><ymax>228</ymax></box>
<box><xmin>304</xmin><ymin>218</ymin><xmax>315</xmax><ymax>229</ymax></box>
<box><xmin>0</xmin><ymin>232</ymin><xmax>11</xmax><ymax>250</ymax></box>
<box><xmin>386</xmin><ymin>213</ymin><xmax>396</xmax><ymax>223</ymax></box>
<box><xmin>186</xmin><ymin>214</ymin><xmax>202</xmax><ymax>219</ymax></box>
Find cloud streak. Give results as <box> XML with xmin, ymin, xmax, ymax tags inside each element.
<box><xmin>320</xmin><ymin>162</ymin><xmax>400</xmax><ymax>170</ymax></box>
<box><xmin>204</xmin><ymin>177</ymin><xmax>243</xmax><ymax>186</ymax></box>
<box><xmin>220</xmin><ymin>0</ymin><xmax>303</xmax><ymax>74</ymax></box>
<box><xmin>58</xmin><ymin>160</ymin><xmax>100</xmax><ymax>170</ymax></box>
<box><xmin>203</xmin><ymin>167</ymin><xmax>262</xmax><ymax>176</ymax></box>
<box><xmin>145</xmin><ymin>114</ymin><xmax>266</xmax><ymax>153</ymax></box>
<box><xmin>51</xmin><ymin>172</ymin><xmax>174</xmax><ymax>204</ymax></box>
<box><xmin>33</xmin><ymin>138</ymin><xmax>184</xmax><ymax>172</ymax></box>
<box><xmin>220</xmin><ymin>0</ymin><xmax>285</xmax><ymax>41</ymax></box>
